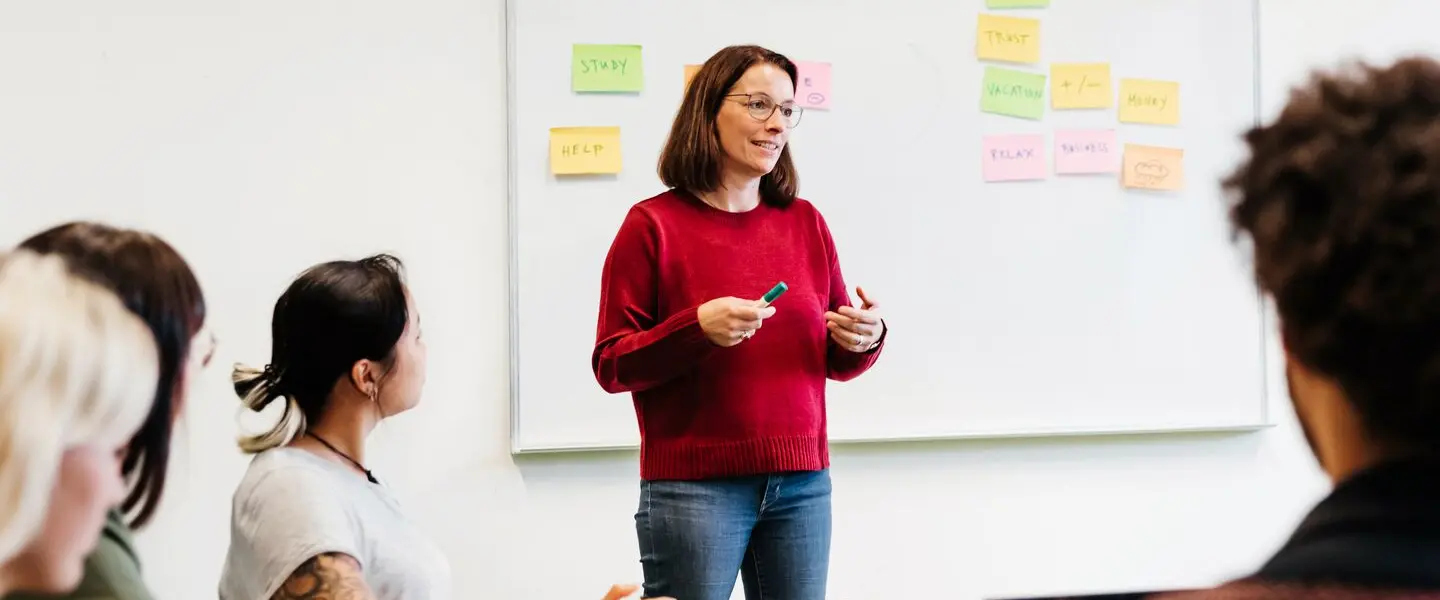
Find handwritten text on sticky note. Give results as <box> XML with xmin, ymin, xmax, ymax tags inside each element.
<box><xmin>1054</xmin><ymin>129</ymin><xmax>1118</xmax><ymax>174</ymax></box>
<box><xmin>981</xmin><ymin>66</ymin><xmax>1046</xmax><ymax>120</ymax></box>
<box><xmin>795</xmin><ymin>61</ymin><xmax>832</xmax><ymax>110</ymax></box>
<box><xmin>550</xmin><ymin>126</ymin><xmax>622</xmax><ymax>175</ymax></box>
<box><xmin>987</xmin><ymin>0</ymin><xmax>1049</xmax><ymax>7</ymax></box>
<box><xmin>982</xmin><ymin>134</ymin><xmax>1047</xmax><ymax>182</ymax></box>
<box><xmin>1118</xmin><ymin>78</ymin><xmax>1180</xmax><ymax>125</ymax></box>
<box><xmin>1123</xmin><ymin>144</ymin><xmax>1184</xmax><ymax>190</ymax></box>
<box><xmin>572</xmin><ymin>44</ymin><xmax>643</xmax><ymax>92</ymax></box>
<box><xmin>976</xmin><ymin>14</ymin><xmax>1041</xmax><ymax>64</ymax></box>
<box><xmin>1051</xmin><ymin>63</ymin><xmax>1112</xmax><ymax>109</ymax></box>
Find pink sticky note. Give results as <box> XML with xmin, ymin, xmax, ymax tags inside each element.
<box><xmin>1054</xmin><ymin>129</ymin><xmax>1119</xmax><ymax>174</ymax></box>
<box><xmin>795</xmin><ymin>61</ymin><xmax>832</xmax><ymax>110</ymax></box>
<box><xmin>981</xmin><ymin>134</ymin><xmax>1046</xmax><ymax>182</ymax></box>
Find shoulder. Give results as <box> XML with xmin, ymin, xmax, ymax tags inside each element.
<box><xmin>32</xmin><ymin>515</ymin><xmax>153</xmax><ymax>600</ymax></box>
<box><xmin>232</xmin><ymin>450</ymin><xmax>353</xmax><ymax>520</ymax></box>
<box><xmin>778</xmin><ymin>197</ymin><xmax>826</xmax><ymax>224</ymax></box>
<box><xmin>626</xmin><ymin>189</ymin><xmax>691</xmax><ymax>223</ymax></box>
<box><xmin>607</xmin><ymin>190</ymin><xmax>693</xmax><ymax>249</ymax></box>
<box><xmin>71</xmin><ymin>533</ymin><xmax>153</xmax><ymax>600</ymax></box>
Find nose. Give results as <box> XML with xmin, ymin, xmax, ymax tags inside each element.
<box><xmin>765</xmin><ymin>108</ymin><xmax>788</xmax><ymax>133</ymax></box>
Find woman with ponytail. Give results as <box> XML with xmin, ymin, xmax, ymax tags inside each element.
<box><xmin>218</xmin><ymin>254</ymin><xmax>669</xmax><ymax>600</ymax></box>
<box><xmin>217</xmin><ymin>254</ymin><xmax>449</xmax><ymax>600</ymax></box>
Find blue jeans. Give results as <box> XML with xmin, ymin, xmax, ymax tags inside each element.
<box><xmin>635</xmin><ymin>469</ymin><xmax>832</xmax><ymax>600</ymax></box>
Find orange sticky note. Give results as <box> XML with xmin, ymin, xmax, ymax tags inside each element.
<box><xmin>976</xmin><ymin>13</ymin><xmax>1041</xmax><ymax>64</ymax></box>
<box><xmin>684</xmin><ymin>64</ymin><xmax>701</xmax><ymax>89</ymax></box>
<box><xmin>1118</xmin><ymin>78</ymin><xmax>1180</xmax><ymax>125</ymax></box>
<box><xmin>1122</xmin><ymin>144</ymin><xmax>1184</xmax><ymax>191</ymax></box>
<box><xmin>549</xmin><ymin>126</ymin><xmax>622</xmax><ymax>175</ymax></box>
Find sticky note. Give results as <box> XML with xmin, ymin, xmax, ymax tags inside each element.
<box><xmin>1122</xmin><ymin>144</ymin><xmax>1184</xmax><ymax>191</ymax></box>
<box><xmin>549</xmin><ymin>126</ymin><xmax>622</xmax><ymax>175</ymax></box>
<box><xmin>981</xmin><ymin>66</ymin><xmax>1046</xmax><ymax>120</ymax></box>
<box><xmin>572</xmin><ymin>44</ymin><xmax>643</xmax><ymax>92</ymax></box>
<box><xmin>1051</xmin><ymin>63</ymin><xmax>1112</xmax><ymax>109</ymax></box>
<box><xmin>976</xmin><ymin>14</ymin><xmax>1041</xmax><ymax>64</ymax></box>
<box><xmin>1118</xmin><ymin>78</ymin><xmax>1180</xmax><ymax>125</ymax></box>
<box><xmin>684</xmin><ymin>64</ymin><xmax>701</xmax><ymax>89</ymax></box>
<box><xmin>982</xmin><ymin>134</ymin><xmax>1047</xmax><ymax>182</ymax></box>
<box><xmin>796</xmin><ymin>61</ymin><xmax>832</xmax><ymax>110</ymax></box>
<box><xmin>987</xmin><ymin>0</ymin><xmax>1049</xmax><ymax>6</ymax></box>
<box><xmin>1054</xmin><ymin>129</ymin><xmax>1119</xmax><ymax>174</ymax></box>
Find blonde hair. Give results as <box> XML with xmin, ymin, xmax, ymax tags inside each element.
<box><xmin>231</xmin><ymin>363</ymin><xmax>306</xmax><ymax>453</ymax></box>
<box><xmin>0</xmin><ymin>250</ymin><xmax>158</xmax><ymax>563</ymax></box>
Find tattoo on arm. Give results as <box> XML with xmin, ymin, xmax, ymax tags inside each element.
<box><xmin>270</xmin><ymin>552</ymin><xmax>375</xmax><ymax>600</ymax></box>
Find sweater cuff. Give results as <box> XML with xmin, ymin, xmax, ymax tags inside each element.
<box><xmin>863</xmin><ymin>318</ymin><xmax>888</xmax><ymax>353</ymax></box>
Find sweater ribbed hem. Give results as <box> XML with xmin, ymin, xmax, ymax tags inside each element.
<box><xmin>639</xmin><ymin>435</ymin><xmax>830</xmax><ymax>480</ymax></box>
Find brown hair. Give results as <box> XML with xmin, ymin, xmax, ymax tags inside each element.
<box><xmin>658</xmin><ymin>44</ymin><xmax>800</xmax><ymax>207</ymax></box>
<box><xmin>1223</xmin><ymin>56</ymin><xmax>1440</xmax><ymax>451</ymax></box>
<box><xmin>20</xmin><ymin>222</ymin><xmax>207</xmax><ymax>528</ymax></box>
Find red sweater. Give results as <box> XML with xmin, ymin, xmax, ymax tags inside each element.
<box><xmin>592</xmin><ymin>189</ymin><xmax>885</xmax><ymax>480</ymax></box>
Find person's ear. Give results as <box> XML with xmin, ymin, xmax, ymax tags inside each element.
<box><xmin>350</xmin><ymin>360</ymin><xmax>379</xmax><ymax>399</ymax></box>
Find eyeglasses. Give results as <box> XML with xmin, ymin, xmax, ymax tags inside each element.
<box><xmin>725</xmin><ymin>94</ymin><xmax>803</xmax><ymax>128</ymax></box>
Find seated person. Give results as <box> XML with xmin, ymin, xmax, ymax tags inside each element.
<box><xmin>1163</xmin><ymin>55</ymin><xmax>1440</xmax><ymax>597</ymax></box>
<box><xmin>0</xmin><ymin>250</ymin><xmax>157</xmax><ymax>596</ymax></box>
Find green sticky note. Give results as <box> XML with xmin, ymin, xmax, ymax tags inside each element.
<box><xmin>986</xmin><ymin>0</ymin><xmax>1050</xmax><ymax>7</ymax></box>
<box><xmin>981</xmin><ymin>66</ymin><xmax>1046</xmax><ymax>120</ymax></box>
<box><xmin>572</xmin><ymin>44</ymin><xmax>644</xmax><ymax>92</ymax></box>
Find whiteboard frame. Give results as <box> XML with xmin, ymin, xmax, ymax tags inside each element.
<box><xmin>504</xmin><ymin>0</ymin><xmax>1273</xmax><ymax>455</ymax></box>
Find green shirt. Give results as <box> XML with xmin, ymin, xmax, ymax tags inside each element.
<box><xmin>5</xmin><ymin>510</ymin><xmax>154</xmax><ymax>600</ymax></box>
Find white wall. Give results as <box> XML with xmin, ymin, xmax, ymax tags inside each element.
<box><xmin>13</xmin><ymin>0</ymin><xmax>1438</xmax><ymax>598</ymax></box>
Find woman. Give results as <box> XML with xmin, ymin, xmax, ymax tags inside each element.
<box><xmin>9</xmin><ymin>222</ymin><xmax>212</xmax><ymax>600</ymax></box>
<box><xmin>0</xmin><ymin>250</ymin><xmax>157</xmax><ymax>597</ymax></box>
<box><xmin>219</xmin><ymin>253</ymin><xmax>450</xmax><ymax>600</ymax></box>
<box><xmin>218</xmin><ymin>254</ymin><xmax>666</xmax><ymax>600</ymax></box>
<box><xmin>591</xmin><ymin>44</ymin><xmax>887</xmax><ymax>600</ymax></box>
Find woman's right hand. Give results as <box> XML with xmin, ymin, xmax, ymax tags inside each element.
<box><xmin>697</xmin><ymin>296</ymin><xmax>776</xmax><ymax>347</ymax></box>
<box><xmin>602</xmin><ymin>583</ymin><xmax>673</xmax><ymax>600</ymax></box>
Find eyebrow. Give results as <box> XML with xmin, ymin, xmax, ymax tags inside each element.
<box><xmin>738</xmin><ymin>91</ymin><xmax>797</xmax><ymax>104</ymax></box>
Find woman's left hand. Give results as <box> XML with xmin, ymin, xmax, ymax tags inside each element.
<box><xmin>825</xmin><ymin>286</ymin><xmax>884</xmax><ymax>353</ymax></box>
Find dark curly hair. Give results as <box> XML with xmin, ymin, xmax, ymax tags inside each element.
<box><xmin>1224</xmin><ymin>56</ymin><xmax>1440</xmax><ymax>451</ymax></box>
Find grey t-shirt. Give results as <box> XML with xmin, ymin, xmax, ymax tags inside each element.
<box><xmin>218</xmin><ymin>447</ymin><xmax>452</xmax><ymax>600</ymax></box>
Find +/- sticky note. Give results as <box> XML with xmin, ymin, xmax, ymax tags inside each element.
<box><xmin>796</xmin><ymin>61</ymin><xmax>832</xmax><ymax>110</ymax></box>
<box><xmin>987</xmin><ymin>0</ymin><xmax>1050</xmax><ymax>6</ymax></box>
<box><xmin>1051</xmin><ymin>63</ymin><xmax>1112</xmax><ymax>109</ymax></box>
<box><xmin>549</xmin><ymin>127</ymin><xmax>622</xmax><ymax>175</ymax></box>
<box><xmin>981</xmin><ymin>66</ymin><xmax>1046</xmax><ymax>120</ymax></box>
<box><xmin>982</xmin><ymin>134</ymin><xmax>1047</xmax><ymax>182</ymax></box>
<box><xmin>1118</xmin><ymin>78</ymin><xmax>1180</xmax><ymax>125</ymax></box>
<box><xmin>572</xmin><ymin>44</ymin><xmax>643</xmax><ymax>92</ymax></box>
<box><xmin>683</xmin><ymin>64</ymin><xmax>701</xmax><ymax>89</ymax></box>
<box><xmin>976</xmin><ymin>14</ymin><xmax>1041</xmax><ymax>64</ymax></box>
<box><xmin>1054</xmin><ymin>129</ymin><xmax>1119</xmax><ymax>174</ymax></box>
<box><xmin>1122</xmin><ymin>144</ymin><xmax>1184</xmax><ymax>191</ymax></box>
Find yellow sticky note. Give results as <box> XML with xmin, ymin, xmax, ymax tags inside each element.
<box><xmin>1051</xmin><ymin>63</ymin><xmax>1112</xmax><ymax>109</ymax></box>
<box><xmin>1118</xmin><ymin>78</ymin><xmax>1180</xmax><ymax>125</ymax></box>
<box><xmin>549</xmin><ymin>126</ymin><xmax>621</xmax><ymax>175</ymax></box>
<box><xmin>1122</xmin><ymin>144</ymin><xmax>1184</xmax><ymax>191</ymax></box>
<box><xmin>684</xmin><ymin>64</ymin><xmax>701</xmax><ymax>89</ymax></box>
<box><xmin>976</xmin><ymin>13</ymin><xmax>1041</xmax><ymax>64</ymax></box>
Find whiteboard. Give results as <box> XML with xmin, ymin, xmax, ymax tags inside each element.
<box><xmin>506</xmin><ymin>0</ymin><xmax>1270</xmax><ymax>453</ymax></box>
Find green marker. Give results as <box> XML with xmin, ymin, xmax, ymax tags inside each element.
<box><xmin>760</xmin><ymin>281</ymin><xmax>788</xmax><ymax>306</ymax></box>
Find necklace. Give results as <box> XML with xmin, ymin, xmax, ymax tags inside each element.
<box><xmin>307</xmin><ymin>432</ymin><xmax>379</xmax><ymax>484</ymax></box>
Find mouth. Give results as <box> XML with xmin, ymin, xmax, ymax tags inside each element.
<box><xmin>751</xmin><ymin>140</ymin><xmax>780</xmax><ymax>152</ymax></box>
